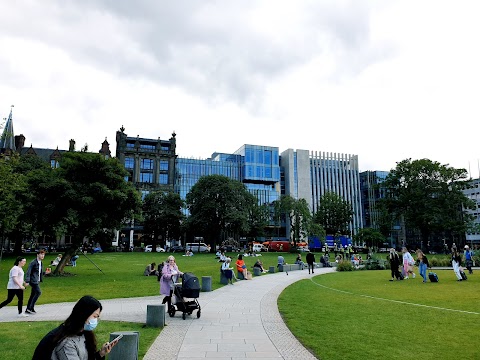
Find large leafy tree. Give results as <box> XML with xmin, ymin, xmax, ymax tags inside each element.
<box><xmin>313</xmin><ymin>192</ymin><xmax>353</xmax><ymax>235</ymax></box>
<box><xmin>276</xmin><ymin>195</ymin><xmax>311</xmax><ymax>246</ymax></box>
<box><xmin>185</xmin><ymin>175</ymin><xmax>256</xmax><ymax>250</ymax></box>
<box><xmin>245</xmin><ymin>202</ymin><xmax>270</xmax><ymax>241</ymax></box>
<box><xmin>381</xmin><ymin>158</ymin><xmax>474</xmax><ymax>246</ymax></box>
<box><xmin>142</xmin><ymin>191</ymin><xmax>185</xmax><ymax>248</ymax></box>
<box><xmin>52</xmin><ymin>152</ymin><xmax>141</xmax><ymax>273</ymax></box>
<box><xmin>0</xmin><ymin>154</ymin><xmax>26</xmax><ymax>260</ymax></box>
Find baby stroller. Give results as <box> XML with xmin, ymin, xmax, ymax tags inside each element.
<box><xmin>168</xmin><ymin>272</ymin><xmax>201</xmax><ymax>320</ymax></box>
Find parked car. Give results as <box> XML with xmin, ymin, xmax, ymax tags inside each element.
<box><xmin>252</xmin><ymin>244</ymin><xmax>266</xmax><ymax>252</ymax></box>
<box><xmin>185</xmin><ymin>242</ymin><xmax>210</xmax><ymax>253</ymax></box>
<box><xmin>144</xmin><ymin>245</ymin><xmax>165</xmax><ymax>253</ymax></box>
<box><xmin>169</xmin><ymin>245</ymin><xmax>185</xmax><ymax>253</ymax></box>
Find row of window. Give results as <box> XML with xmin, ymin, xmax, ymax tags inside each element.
<box><xmin>125</xmin><ymin>157</ymin><xmax>169</xmax><ymax>171</ymax></box>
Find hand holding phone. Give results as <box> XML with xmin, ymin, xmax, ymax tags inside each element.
<box><xmin>110</xmin><ymin>333</ymin><xmax>123</xmax><ymax>346</ymax></box>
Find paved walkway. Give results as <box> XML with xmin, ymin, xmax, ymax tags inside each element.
<box><xmin>1</xmin><ymin>267</ymin><xmax>335</xmax><ymax>359</ymax></box>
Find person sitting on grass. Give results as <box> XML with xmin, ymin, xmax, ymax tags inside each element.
<box><xmin>144</xmin><ymin>262</ymin><xmax>157</xmax><ymax>276</ymax></box>
<box><xmin>51</xmin><ymin>254</ymin><xmax>62</xmax><ymax>266</ymax></box>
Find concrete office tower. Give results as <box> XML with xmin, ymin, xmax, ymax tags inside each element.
<box><xmin>282</xmin><ymin>149</ymin><xmax>363</xmax><ymax>236</ymax></box>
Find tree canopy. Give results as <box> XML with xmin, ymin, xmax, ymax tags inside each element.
<box><xmin>380</xmin><ymin>158</ymin><xmax>474</xmax><ymax>245</ymax></box>
<box><xmin>313</xmin><ymin>192</ymin><xmax>353</xmax><ymax>235</ymax></box>
<box><xmin>275</xmin><ymin>195</ymin><xmax>311</xmax><ymax>245</ymax></box>
<box><xmin>185</xmin><ymin>175</ymin><xmax>257</xmax><ymax>249</ymax></box>
<box><xmin>142</xmin><ymin>191</ymin><xmax>185</xmax><ymax>248</ymax></box>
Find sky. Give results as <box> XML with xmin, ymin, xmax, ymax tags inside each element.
<box><xmin>1</xmin><ymin>0</ymin><xmax>480</xmax><ymax>174</ymax></box>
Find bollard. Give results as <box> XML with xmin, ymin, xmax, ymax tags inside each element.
<box><xmin>201</xmin><ymin>276</ymin><xmax>212</xmax><ymax>292</ymax></box>
<box><xmin>146</xmin><ymin>304</ymin><xmax>165</xmax><ymax>328</ymax></box>
<box><xmin>269</xmin><ymin>266</ymin><xmax>275</xmax><ymax>273</ymax></box>
<box><xmin>253</xmin><ymin>267</ymin><xmax>261</xmax><ymax>276</ymax></box>
<box><xmin>108</xmin><ymin>331</ymin><xmax>139</xmax><ymax>360</ymax></box>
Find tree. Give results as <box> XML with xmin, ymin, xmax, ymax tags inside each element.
<box><xmin>185</xmin><ymin>175</ymin><xmax>256</xmax><ymax>250</ymax></box>
<box><xmin>142</xmin><ymin>191</ymin><xmax>185</xmax><ymax>248</ymax></box>
<box><xmin>353</xmin><ymin>228</ymin><xmax>385</xmax><ymax>250</ymax></box>
<box><xmin>245</xmin><ymin>203</ymin><xmax>270</xmax><ymax>241</ymax></box>
<box><xmin>381</xmin><ymin>158</ymin><xmax>474</xmax><ymax>247</ymax></box>
<box><xmin>313</xmin><ymin>192</ymin><xmax>354</xmax><ymax>235</ymax></box>
<box><xmin>52</xmin><ymin>152</ymin><xmax>142</xmax><ymax>273</ymax></box>
<box><xmin>276</xmin><ymin>195</ymin><xmax>311</xmax><ymax>246</ymax></box>
<box><xmin>0</xmin><ymin>154</ymin><xmax>26</xmax><ymax>261</ymax></box>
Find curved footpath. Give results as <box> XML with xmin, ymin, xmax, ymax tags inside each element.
<box><xmin>1</xmin><ymin>267</ymin><xmax>335</xmax><ymax>359</ymax></box>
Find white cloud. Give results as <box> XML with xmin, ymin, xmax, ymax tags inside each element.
<box><xmin>1</xmin><ymin>0</ymin><xmax>480</xmax><ymax>174</ymax></box>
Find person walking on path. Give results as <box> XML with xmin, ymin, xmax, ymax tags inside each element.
<box><xmin>464</xmin><ymin>245</ymin><xmax>474</xmax><ymax>274</ymax></box>
<box><xmin>25</xmin><ymin>249</ymin><xmax>46</xmax><ymax>314</ymax></box>
<box><xmin>402</xmin><ymin>247</ymin><xmax>416</xmax><ymax>279</ymax></box>
<box><xmin>160</xmin><ymin>255</ymin><xmax>183</xmax><ymax>311</ymax></box>
<box><xmin>416</xmin><ymin>249</ymin><xmax>429</xmax><ymax>283</ymax></box>
<box><xmin>452</xmin><ymin>248</ymin><xmax>463</xmax><ymax>281</ymax></box>
<box><xmin>306</xmin><ymin>252</ymin><xmax>315</xmax><ymax>274</ymax></box>
<box><xmin>0</xmin><ymin>256</ymin><xmax>29</xmax><ymax>317</ymax></box>
<box><xmin>388</xmin><ymin>248</ymin><xmax>402</xmax><ymax>281</ymax></box>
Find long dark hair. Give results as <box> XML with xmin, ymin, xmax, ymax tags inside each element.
<box><xmin>56</xmin><ymin>295</ymin><xmax>102</xmax><ymax>359</ymax></box>
<box><xmin>14</xmin><ymin>256</ymin><xmax>25</xmax><ymax>266</ymax></box>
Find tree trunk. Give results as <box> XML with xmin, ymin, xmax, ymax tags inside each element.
<box><xmin>53</xmin><ymin>246</ymin><xmax>78</xmax><ymax>275</ymax></box>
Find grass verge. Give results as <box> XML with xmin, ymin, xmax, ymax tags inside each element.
<box><xmin>278</xmin><ymin>269</ymin><xmax>480</xmax><ymax>360</ymax></box>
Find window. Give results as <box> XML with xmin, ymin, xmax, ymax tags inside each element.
<box><xmin>159</xmin><ymin>160</ymin><xmax>169</xmax><ymax>171</ymax></box>
<box><xmin>50</xmin><ymin>159</ymin><xmax>59</xmax><ymax>168</ymax></box>
<box><xmin>159</xmin><ymin>173</ymin><xmax>168</xmax><ymax>185</ymax></box>
<box><xmin>140</xmin><ymin>172</ymin><xmax>153</xmax><ymax>183</ymax></box>
<box><xmin>264</xmin><ymin>150</ymin><xmax>271</xmax><ymax>165</ymax></box>
<box><xmin>161</xmin><ymin>145</ymin><xmax>170</xmax><ymax>151</ymax></box>
<box><xmin>140</xmin><ymin>144</ymin><xmax>155</xmax><ymax>150</ymax></box>
<box><xmin>125</xmin><ymin>157</ymin><xmax>134</xmax><ymax>169</ymax></box>
<box><xmin>141</xmin><ymin>190</ymin><xmax>150</xmax><ymax>200</ymax></box>
<box><xmin>141</xmin><ymin>158</ymin><xmax>153</xmax><ymax>170</ymax></box>
<box><xmin>126</xmin><ymin>143</ymin><xmax>135</xmax><ymax>148</ymax></box>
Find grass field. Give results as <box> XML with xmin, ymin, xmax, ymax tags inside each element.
<box><xmin>1</xmin><ymin>251</ymin><xmax>474</xmax><ymax>359</ymax></box>
<box><xmin>278</xmin><ymin>269</ymin><xmax>480</xmax><ymax>360</ymax></box>
<box><xmin>0</xmin><ymin>251</ymin><xmax>298</xmax><ymax>304</ymax></box>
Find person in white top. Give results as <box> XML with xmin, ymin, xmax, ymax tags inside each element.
<box><xmin>0</xmin><ymin>256</ymin><xmax>29</xmax><ymax>316</ymax></box>
<box><xmin>402</xmin><ymin>247</ymin><xmax>416</xmax><ymax>279</ymax></box>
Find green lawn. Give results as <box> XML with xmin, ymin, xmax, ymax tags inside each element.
<box><xmin>1</xmin><ymin>251</ymin><xmax>472</xmax><ymax>359</ymax></box>
<box><xmin>0</xmin><ymin>251</ymin><xmax>296</xmax><ymax>304</ymax></box>
<box><xmin>278</xmin><ymin>269</ymin><xmax>480</xmax><ymax>360</ymax></box>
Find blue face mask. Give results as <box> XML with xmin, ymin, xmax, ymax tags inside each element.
<box><xmin>84</xmin><ymin>317</ymin><xmax>98</xmax><ymax>331</ymax></box>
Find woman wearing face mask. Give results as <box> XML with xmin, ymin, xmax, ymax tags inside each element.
<box><xmin>32</xmin><ymin>295</ymin><xmax>117</xmax><ymax>360</ymax></box>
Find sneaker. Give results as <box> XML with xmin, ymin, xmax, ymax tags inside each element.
<box><xmin>18</xmin><ymin>312</ymin><xmax>29</xmax><ymax>317</ymax></box>
<box><xmin>389</xmin><ymin>279</ymin><xmax>394</xmax><ymax>281</ymax></box>
<box><xmin>25</xmin><ymin>309</ymin><xmax>36</xmax><ymax>315</ymax></box>
<box><xmin>412</xmin><ymin>273</ymin><xmax>416</xmax><ymax>278</ymax></box>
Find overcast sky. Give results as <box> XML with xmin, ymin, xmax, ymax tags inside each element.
<box><xmin>1</xmin><ymin>1</ymin><xmax>480</xmax><ymax>174</ymax></box>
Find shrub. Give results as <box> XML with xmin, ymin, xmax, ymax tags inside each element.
<box><xmin>336</xmin><ymin>261</ymin><xmax>354</xmax><ymax>271</ymax></box>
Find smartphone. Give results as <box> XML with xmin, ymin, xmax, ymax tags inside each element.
<box><xmin>110</xmin><ymin>334</ymin><xmax>123</xmax><ymax>345</ymax></box>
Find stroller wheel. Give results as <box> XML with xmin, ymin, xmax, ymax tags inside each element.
<box><xmin>182</xmin><ymin>312</ymin><xmax>186</xmax><ymax>320</ymax></box>
<box><xmin>168</xmin><ymin>306</ymin><xmax>175</xmax><ymax>317</ymax></box>
<box><xmin>197</xmin><ymin>310</ymin><xmax>201</xmax><ymax>318</ymax></box>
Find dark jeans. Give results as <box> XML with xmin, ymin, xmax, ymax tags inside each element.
<box><xmin>0</xmin><ymin>289</ymin><xmax>24</xmax><ymax>314</ymax></box>
<box><xmin>27</xmin><ymin>283</ymin><xmax>42</xmax><ymax>311</ymax></box>
<box><xmin>162</xmin><ymin>289</ymin><xmax>173</xmax><ymax>309</ymax></box>
<box><xmin>307</xmin><ymin>263</ymin><xmax>314</xmax><ymax>273</ymax></box>
<box><xmin>391</xmin><ymin>266</ymin><xmax>401</xmax><ymax>279</ymax></box>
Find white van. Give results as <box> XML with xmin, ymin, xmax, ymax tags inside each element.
<box><xmin>185</xmin><ymin>243</ymin><xmax>210</xmax><ymax>253</ymax></box>
<box><xmin>253</xmin><ymin>244</ymin><xmax>266</xmax><ymax>252</ymax></box>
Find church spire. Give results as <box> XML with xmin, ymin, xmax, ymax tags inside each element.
<box><xmin>0</xmin><ymin>105</ymin><xmax>16</xmax><ymax>153</ymax></box>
